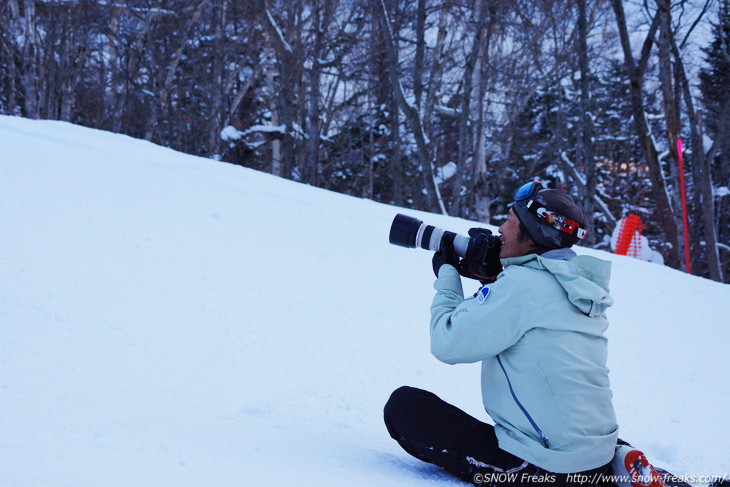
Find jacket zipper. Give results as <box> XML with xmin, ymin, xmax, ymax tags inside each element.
<box><xmin>496</xmin><ymin>355</ymin><xmax>550</xmax><ymax>449</ymax></box>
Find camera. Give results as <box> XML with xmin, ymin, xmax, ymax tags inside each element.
<box><xmin>389</xmin><ymin>213</ymin><xmax>504</xmax><ymax>283</ymax></box>
<box><xmin>388</xmin><ymin>213</ymin><xmax>470</xmax><ymax>257</ymax></box>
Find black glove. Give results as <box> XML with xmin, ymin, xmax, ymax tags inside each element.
<box><xmin>459</xmin><ymin>228</ymin><xmax>503</xmax><ymax>284</ymax></box>
<box><xmin>432</xmin><ymin>232</ymin><xmax>460</xmax><ymax>277</ymax></box>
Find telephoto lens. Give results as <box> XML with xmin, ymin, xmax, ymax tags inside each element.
<box><xmin>388</xmin><ymin>213</ymin><xmax>470</xmax><ymax>258</ymax></box>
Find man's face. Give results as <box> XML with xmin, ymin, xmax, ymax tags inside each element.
<box><xmin>498</xmin><ymin>209</ymin><xmax>537</xmax><ymax>259</ymax></box>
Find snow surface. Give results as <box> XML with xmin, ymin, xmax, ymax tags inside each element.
<box><xmin>1</xmin><ymin>115</ymin><xmax>729</xmax><ymax>487</ymax></box>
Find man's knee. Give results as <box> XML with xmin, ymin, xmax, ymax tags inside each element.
<box><xmin>384</xmin><ymin>386</ymin><xmax>429</xmax><ymax>419</ymax></box>
<box><xmin>385</xmin><ymin>385</ymin><xmax>416</xmax><ymax>407</ymax></box>
<box><xmin>384</xmin><ymin>386</ymin><xmax>410</xmax><ymax>424</ymax></box>
<box><xmin>384</xmin><ymin>386</ymin><xmax>426</xmax><ymax>436</ymax></box>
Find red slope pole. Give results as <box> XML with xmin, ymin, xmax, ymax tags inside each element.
<box><xmin>677</xmin><ymin>138</ymin><xmax>691</xmax><ymax>274</ymax></box>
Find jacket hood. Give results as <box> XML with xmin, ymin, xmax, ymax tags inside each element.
<box><xmin>501</xmin><ymin>249</ymin><xmax>613</xmax><ymax>317</ymax></box>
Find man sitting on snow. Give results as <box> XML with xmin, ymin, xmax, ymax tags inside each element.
<box><xmin>384</xmin><ymin>181</ymin><xmax>618</xmax><ymax>486</ymax></box>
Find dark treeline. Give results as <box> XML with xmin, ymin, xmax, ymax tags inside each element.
<box><xmin>1</xmin><ymin>0</ymin><xmax>728</xmax><ymax>281</ymax></box>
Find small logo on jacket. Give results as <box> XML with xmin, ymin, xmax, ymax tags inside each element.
<box><xmin>477</xmin><ymin>286</ymin><xmax>491</xmax><ymax>304</ymax></box>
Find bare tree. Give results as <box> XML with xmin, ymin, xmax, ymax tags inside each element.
<box><xmin>670</xmin><ymin>18</ymin><xmax>723</xmax><ymax>281</ymax></box>
<box><xmin>610</xmin><ymin>0</ymin><xmax>680</xmax><ymax>266</ymax></box>
<box><xmin>376</xmin><ymin>0</ymin><xmax>445</xmax><ymax>213</ymax></box>
<box><xmin>576</xmin><ymin>0</ymin><xmax>597</xmax><ymax>244</ymax></box>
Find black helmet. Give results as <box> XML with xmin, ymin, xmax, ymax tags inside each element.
<box><xmin>511</xmin><ymin>180</ymin><xmax>589</xmax><ymax>249</ymax></box>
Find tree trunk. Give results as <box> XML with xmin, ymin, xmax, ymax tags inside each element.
<box><xmin>264</xmin><ymin>3</ymin><xmax>302</xmax><ymax>180</ymax></box>
<box><xmin>610</xmin><ymin>0</ymin><xmax>680</xmax><ymax>267</ymax></box>
<box><xmin>668</xmin><ymin>34</ymin><xmax>723</xmax><ymax>281</ymax></box>
<box><xmin>381</xmin><ymin>0</ymin><xmax>404</xmax><ymax>206</ymax></box>
<box><xmin>305</xmin><ymin>1</ymin><xmax>334</xmax><ymax>186</ymax></box>
<box><xmin>21</xmin><ymin>0</ymin><xmax>41</xmax><ymax>119</ymax></box>
<box><xmin>413</xmin><ymin>0</ymin><xmax>426</xmax><ymax>112</ymax></box>
<box><xmin>208</xmin><ymin>1</ymin><xmax>228</xmax><ymax>157</ymax></box>
<box><xmin>1</xmin><ymin>1</ymin><xmax>20</xmax><ymax>114</ymax></box>
<box><xmin>656</xmin><ymin>0</ymin><xmax>687</xmax><ymax>270</ymax></box>
<box><xmin>145</xmin><ymin>0</ymin><xmax>210</xmax><ymax>142</ymax></box>
<box><xmin>452</xmin><ymin>2</ymin><xmax>488</xmax><ymax>217</ymax></box>
<box><xmin>695</xmin><ymin>112</ymin><xmax>724</xmax><ymax>281</ymax></box>
<box><xmin>577</xmin><ymin>0</ymin><xmax>596</xmax><ymax>244</ymax></box>
<box><xmin>106</xmin><ymin>7</ymin><xmax>122</xmax><ymax>132</ymax></box>
<box><xmin>264</xmin><ymin>30</ymin><xmax>283</xmax><ymax>177</ymax></box>
<box><xmin>3</xmin><ymin>0</ymin><xmax>22</xmax><ymax>113</ymax></box>
<box><xmin>472</xmin><ymin>1</ymin><xmax>495</xmax><ymax>224</ymax></box>
<box><xmin>422</xmin><ymin>5</ymin><xmax>448</xmax><ymax>137</ymax></box>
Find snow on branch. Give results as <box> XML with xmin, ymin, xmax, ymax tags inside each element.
<box><xmin>242</xmin><ymin>124</ymin><xmax>287</xmax><ymax>135</ymax></box>
<box><xmin>266</xmin><ymin>9</ymin><xmax>293</xmax><ymax>54</ymax></box>
<box><xmin>221</xmin><ymin>124</ymin><xmax>286</xmax><ymax>140</ymax></box>
<box><xmin>220</xmin><ymin>125</ymin><xmax>287</xmax><ymax>150</ymax></box>
<box><xmin>435</xmin><ymin>105</ymin><xmax>461</xmax><ymax>117</ymax></box>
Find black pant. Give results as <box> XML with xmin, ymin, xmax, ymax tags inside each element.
<box><xmin>383</xmin><ymin>386</ymin><xmax>609</xmax><ymax>486</ymax></box>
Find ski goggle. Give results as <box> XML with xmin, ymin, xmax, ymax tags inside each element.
<box><xmin>513</xmin><ymin>180</ymin><xmax>543</xmax><ymax>202</ymax></box>
<box><xmin>513</xmin><ymin>179</ymin><xmax>588</xmax><ymax>240</ymax></box>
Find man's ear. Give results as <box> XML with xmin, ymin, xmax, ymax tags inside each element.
<box><xmin>516</xmin><ymin>221</ymin><xmax>534</xmax><ymax>245</ymax></box>
<box><xmin>517</xmin><ymin>222</ymin><xmax>547</xmax><ymax>254</ymax></box>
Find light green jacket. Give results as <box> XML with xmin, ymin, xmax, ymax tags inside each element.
<box><xmin>430</xmin><ymin>248</ymin><xmax>618</xmax><ymax>473</ymax></box>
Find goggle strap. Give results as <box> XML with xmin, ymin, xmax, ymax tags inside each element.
<box><xmin>526</xmin><ymin>199</ymin><xmax>589</xmax><ymax>240</ymax></box>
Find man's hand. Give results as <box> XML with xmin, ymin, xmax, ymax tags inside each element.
<box><xmin>459</xmin><ymin>228</ymin><xmax>503</xmax><ymax>284</ymax></box>
<box><xmin>432</xmin><ymin>233</ymin><xmax>460</xmax><ymax>277</ymax></box>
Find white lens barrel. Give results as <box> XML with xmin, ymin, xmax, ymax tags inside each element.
<box><xmin>427</xmin><ymin>227</ymin><xmax>446</xmax><ymax>253</ymax></box>
<box><xmin>452</xmin><ymin>234</ymin><xmax>469</xmax><ymax>258</ymax></box>
<box><xmin>414</xmin><ymin>224</ymin><xmax>468</xmax><ymax>259</ymax></box>
<box><xmin>413</xmin><ymin>222</ymin><xmax>431</xmax><ymax>251</ymax></box>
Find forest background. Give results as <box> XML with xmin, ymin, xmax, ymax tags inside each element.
<box><xmin>1</xmin><ymin>0</ymin><xmax>728</xmax><ymax>282</ymax></box>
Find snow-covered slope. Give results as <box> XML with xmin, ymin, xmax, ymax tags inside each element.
<box><xmin>1</xmin><ymin>115</ymin><xmax>728</xmax><ymax>487</ymax></box>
